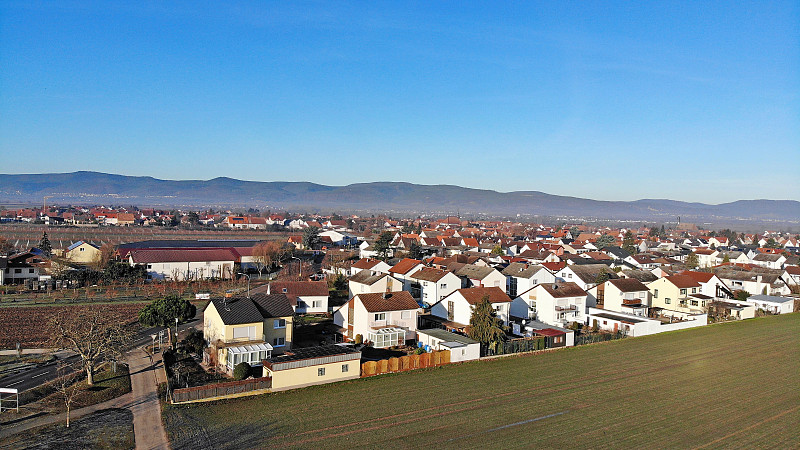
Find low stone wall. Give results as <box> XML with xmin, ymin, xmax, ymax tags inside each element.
<box><xmin>171</xmin><ymin>377</ymin><xmax>271</xmax><ymax>404</ymax></box>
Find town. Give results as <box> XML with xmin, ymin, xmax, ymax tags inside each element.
<box><xmin>1</xmin><ymin>207</ymin><xmax>798</xmax><ymax>415</ymax></box>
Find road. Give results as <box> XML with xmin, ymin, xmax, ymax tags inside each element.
<box><xmin>0</xmin><ymin>317</ymin><xmax>200</xmax><ymax>394</ymax></box>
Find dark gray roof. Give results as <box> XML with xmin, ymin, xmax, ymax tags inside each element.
<box><xmin>207</xmin><ymin>293</ymin><xmax>294</xmax><ymax>325</ymax></box>
<box><xmin>502</xmin><ymin>262</ymin><xmax>547</xmax><ymax>279</ymax></box>
<box><xmin>417</xmin><ymin>328</ymin><xmax>479</xmax><ymax>345</ymax></box>
<box><xmin>621</xmin><ymin>269</ymin><xmax>659</xmax><ymax>283</ymax></box>
<box><xmin>263</xmin><ymin>344</ymin><xmax>360</xmax><ymax>364</ymax></box>
<box><xmin>455</xmin><ymin>264</ymin><xmax>497</xmax><ymax>280</ymax></box>
<box><xmin>349</xmin><ymin>270</ymin><xmax>387</xmax><ymax>285</ymax></box>
<box><xmin>208</xmin><ymin>297</ymin><xmax>265</xmax><ymax>325</ymax></box>
<box><xmin>748</xmin><ymin>294</ymin><xmax>794</xmax><ymax>304</ymax></box>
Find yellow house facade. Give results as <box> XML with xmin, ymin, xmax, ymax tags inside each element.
<box><xmin>65</xmin><ymin>241</ymin><xmax>101</xmax><ymax>264</ymax></box>
<box><xmin>262</xmin><ymin>345</ymin><xmax>361</xmax><ymax>391</ymax></box>
<box><xmin>647</xmin><ymin>274</ymin><xmax>704</xmax><ymax>313</ymax></box>
<box><xmin>203</xmin><ymin>294</ymin><xmax>294</xmax><ymax>374</ymax></box>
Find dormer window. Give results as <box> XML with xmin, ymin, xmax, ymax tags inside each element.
<box><xmin>282</xmin><ymin>288</ymin><xmax>287</xmax><ymax>293</ymax></box>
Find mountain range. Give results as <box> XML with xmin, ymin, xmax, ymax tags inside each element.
<box><xmin>1</xmin><ymin>171</ymin><xmax>798</xmax><ymax>224</ymax></box>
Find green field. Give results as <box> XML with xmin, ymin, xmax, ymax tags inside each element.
<box><xmin>163</xmin><ymin>314</ymin><xmax>800</xmax><ymax>449</ymax></box>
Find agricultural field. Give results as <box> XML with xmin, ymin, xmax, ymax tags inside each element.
<box><xmin>0</xmin><ymin>223</ymin><xmax>288</xmax><ymax>250</ymax></box>
<box><xmin>0</xmin><ymin>303</ymin><xmax>147</xmax><ymax>348</ymax></box>
<box><xmin>163</xmin><ymin>313</ymin><xmax>800</xmax><ymax>449</ymax></box>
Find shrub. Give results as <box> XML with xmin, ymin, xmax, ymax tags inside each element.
<box><xmin>354</xmin><ymin>334</ymin><xmax>363</xmax><ymax>345</ymax></box>
<box><xmin>182</xmin><ymin>328</ymin><xmax>206</xmax><ymax>354</ymax></box>
<box><xmin>413</xmin><ymin>347</ymin><xmax>426</xmax><ymax>355</ymax></box>
<box><xmin>233</xmin><ymin>362</ymin><xmax>251</xmax><ymax>381</ymax></box>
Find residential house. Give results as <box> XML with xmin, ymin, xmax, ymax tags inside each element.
<box><xmin>453</xmin><ymin>264</ymin><xmax>505</xmax><ymax>289</ymax></box>
<box><xmin>267</xmin><ymin>281</ymin><xmax>329</xmax><ymax>314</ymax></box>
<box><xmin>347</xmin><ymin>270</ymin><xmax>402</xmax><ymax>299</ymax></box>
<box><xmin>647</xmin><ymin>275</ymin><xmax>705</xmax><ymax>313</ymax></box>
<box><xmin>203</xmin><ymin>293</ymin><xmax>295</xmax><ymax>374</ymax></box>
<box><xmin>332</xmin><ymin>291</ymin><xmax>421</xmax><ymax>347</ymax></box>
<box><xmin>586</xmin><ymin>307</ymin><xmax>706</xmax><ymax>337</ymax></box>
<box><xmin>65</xmin><ymin>241</ymin><xmax>101</xmax><ymax>264</ymax></box>
<box><xmin>751</xmin><ymin>253</ymin><xmax>787</xmax><ymax>270</ymax></box>
<box><xmin>0</xmin><ymin>253</ymin><xmax>40</xmax><ymax>285</ymax></box>
<box><xmin>501</xmin><ymin>262</ymin><xmax>556</xmax><ymax>298</ymax></box>
<box><xmin>555</xmin><ymin>264</ymin><xmax>617</xmax><ymax>291</ymax></box>
<box><xmin>349</xmin><ymin>258</ymin><xmax>391</xmax><ymax>276</ymax></box>
<box><xmin>408</xmin><ymin>267</ymin><xmax>461</xmax><ymax>306</ymax></box>
<box><xmin>588</xmin><ymin>278</ymin><xmax>650</xmax><ymax>316</ymax></box>
<box><xmin>510</xmin><ymin>282</ymin><xmax>587</xmax><ymax>328</ymax></box>
<box><xmin>679</xmin><ymin>271</ymin><xmax>733</xmax><ymax>299</ymax></box>
<box><xmin>388</xmin><ymin>258</ymin><xmax>425</xmax><ymax>292</ymax></box>
<box><xmin>431</xmin><ymin>287</ymin><xmax>513</xmax><ymax>328</ymax></box>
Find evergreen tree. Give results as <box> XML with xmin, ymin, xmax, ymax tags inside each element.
<box><xmin>373</xmin><ymin>231</ymin><xmax>394</xmax><ymax>260</ymax></box>
<box><xmin>408</xmin><ymin>242</ymin><xmax>424</xmax><ymax>260</ymax></box>
<box><xmin>39</xmin><ymin>232</ymin><xmax>52</xmax><ymax>257</ymax></box>
<box><xmin>468</xmin><ymin>295</ymin><xmax>507</xmax><ymax>353</ymax></box>
<box><xmin>595</xmin><ymin>234</ymin><xmax>615</xmax><ymax>250</ymax></box>
<box><xmin>622</xmin><ymin>230</ymin><xmax>637</xmax><ymax>255</ymax></box>
<box><xmin>302</xmin><ymin>226</ymin><xmax>321</xmax><ymax>250</ymax></box>
<box><xmin>685</xmin><ymin>252</ymin><xmax>699</xmax><ymax>269</ymax></box>
<box><xmin>139</xmin><ymin>295</ymin><xmax>197</xmax><ymax>327</ymax></box>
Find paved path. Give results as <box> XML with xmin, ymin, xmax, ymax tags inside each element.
<box><xmin>0</xmin><ymin>348</ymin><xmax>170</xmax><ymax>450</ymax></box>
<box><xmin>128</xmin><ymin>348</ymin><xmax>170</xmax><ymax>450</ymax></box>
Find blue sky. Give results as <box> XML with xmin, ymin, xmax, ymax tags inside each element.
<box><xmin>1</xmin><ymin>1</ymin><xmax>798</xmax><ymax>203</ymax></box>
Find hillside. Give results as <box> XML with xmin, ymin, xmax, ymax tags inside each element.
<box><xmin>1</xmin><ymin>171</ymin><xmax>799</xmax><ymax>222</ymax></box>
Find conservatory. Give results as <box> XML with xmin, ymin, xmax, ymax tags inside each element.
<box><xmin>367</xmin><ymin>327</ymin><xmax>407</xmax><ymax>348</ymax></box>
<box><xmin>226</xmin><ymin>343</ymin><xmax>273</xmax><ymax>373</ymax></box>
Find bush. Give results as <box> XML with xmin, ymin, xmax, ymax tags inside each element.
<box><xmin>354</xmin><ymin>334</ymin><xmax>363</xmax><ymax>345</ymax></box>
<box><xmin>413</xmin><ymin>347</ymin><xmax>426</xmax><ymax>355</ymax></box>
<box><xmin>182</xmin><ymin>328</ymin><xmax>206</xmax><ymax>354</ymax></box>
<box><xmin>233</xmin><ymin>362</ymin><xmax>251</xmax><ymax>380</ymax></box>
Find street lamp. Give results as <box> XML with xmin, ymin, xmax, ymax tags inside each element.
<box><xmin>239</xmin><ymin>272</ymin><xmax>251</xmax><ymax>298</ymax></box>
<box><xmin>174</xmin><ymin>317</ymin><xmax>179</xmax><ymax>350</ymax></box>
<box><xmin>290</xmin><ymin>256</ymin><xmax>302</xmax><ymax>280</ymax></box>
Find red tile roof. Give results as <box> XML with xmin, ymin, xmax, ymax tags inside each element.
<box><xmin>352</xmin><ymin>258</ymin><xmax>382</xmax><ymax>270</ymax></box>
<box><xmin>666</xmin><ymin>274</ymin><xmax>701</xmax><ymax>289</ymax></box>
<box><xmin>679</xmin><ymin>271</ymin><xmax>714</xmax><ymax>284</ymax></box>
<box><xmin>389</xmin><ymin>258</ymin><xmax>423</xmax><ymax>275</ymax></box>
<box><xmin>455</xmin><ymin>287</ymin><xmax>511</xmax><ymax>305</ymax></box>
<box><xmin>356</xmin><ymin>291</ymin><xmax>420</xmax><ymax>313</ymax></box>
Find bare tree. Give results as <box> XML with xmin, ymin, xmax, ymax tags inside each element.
<box><xmin>55</xmin><ymin>362</ymin><xmax>80</xmax><ymax>428</ymax></box>
<box><xmin>48</xmin><ymin>306</ymin><xmax>133</xmax><ymax>385</ymax></box>
<box><xmin>252</xmin><ymin>241</ymin><xmax>282</xmax><ymax>277</ymax></box>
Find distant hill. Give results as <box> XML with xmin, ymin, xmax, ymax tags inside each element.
<box><xmin>1</xmin><ymin>171</ymin><xmax>799</xmax><ymax>223</ymax></box>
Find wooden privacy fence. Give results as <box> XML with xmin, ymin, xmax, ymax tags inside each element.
<box><xmin>361</xmin><ymin>350</ymin><xmax>451</xmax><ymax>377</ymax></box>
<box><xmin>171</xmin><ymin>377</ymin><xmax>271</xmax><ymax>403</ymax></box>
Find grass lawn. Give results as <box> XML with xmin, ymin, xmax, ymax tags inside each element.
<box><xmin>22</xmin><ymin>363</ymin><xmax>131</xmax><ymax>412</ymax></box>
<box><xmin>0</xmin><ymin>408</ymin><xmax>134</xmax><ymax>450</ymax></box>
<box><xmin>163</xmin><ymin>313</ymin><xmax>800</xmax><ymax>449</ymax></box>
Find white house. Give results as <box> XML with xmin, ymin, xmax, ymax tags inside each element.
<box><xmin>408</xmin><ymin>267</ymin><xmax>461</xmax><ymax>306</ymax></box>
<box><xmin>502</xmin><ymin>263</ymin><xmax>556</xmax><ymax>299</ymax></box>
<box><xmin>387</xmin><ymin>258</ymin><xmax>425</xmax><ymax>292</ymax></box>
<box><xmin>267</xmin><ymin>281</ymin><xmax>329</xmax><ymax>314</ymax></box>
<box><xmin>511</xmin><ymin>282</ymin><xmax>587</xmax><ymax>328</ymax></box>
<box><xmin>332</xmin><ymin>291</ymin><xmax>421</xmax><ymax>347</ymax></box>
<box><xmin>556</xmin><ymin>264</ymin><xmax>617</xmax><ymax>291</ymax></box>
<box><xmin>588</xmin><ymin>278</ymin><xmax>650</xmax><ymax>316</ymax></box>
<box><xmin>751</xmin><ymin>253</ymin><xmax>787</xmax><ymax>270</ymax></box>
<box><xmin>347</xmin><ymin>271</ymin><xmax>402</xmax><ymax>299</ymax></box>
<box><xmin>453</xmin><ymin>264</ymin><xmax>506</xmax><ymax>289</ymax></box>
<box><xmin>586</xmin><ymin>307</ymin><xmax>707</xmax><ymax>337</ymax></box>
<box><xmin>349</xmin><ymin>258</ymin><xmax>391</xmax><ymax>276</ymax></box>
<box><xmin>431</xmin><ymin>287</ymin><xmax>513</xmax><ymax>328</ymax></box>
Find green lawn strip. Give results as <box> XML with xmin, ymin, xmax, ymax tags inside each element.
<box><xmin>0</xmin><ymin>408</ymin><xmax>134</xmax><ymax>450</ymax></box>
<box><xmin>162</xmin><ymin>314</ymin><xmax>799</xmax><ymax>448</ymax></box>
<box><xmin>22</xmin><ymin>363</ymin><xmax>131</xmax><ymax>412</ymax></box>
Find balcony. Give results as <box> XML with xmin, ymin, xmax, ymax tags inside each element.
<box><xmin>555</xmin><ymin>305</ymin><xmax>578</xmax><ymax>312</ymax></box>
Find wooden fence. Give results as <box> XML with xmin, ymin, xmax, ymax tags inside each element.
<box><xmin>171</xmin><ymin>377</ymin><xmax>271</xmax><ymax>403</ymax></box>
<box><xmin>361</xmin><ymin>350</ymin><xmax>451</xmax><ymax>377</ymax></box>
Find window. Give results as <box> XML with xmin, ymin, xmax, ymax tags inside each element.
<box><xmin>374</xmin><ymin>313</ymin><xmax>386</xmax><ymax>321</ymax></box>
<box><xmin>654</xmin><ymin>289</ymin><xmax>659</xmax><ymax>298</ymax></box>
<box><xmin>690</xmin><ymin>300</ymin><xmax>698</xmax><ymax>306</ymax></box>
<box><xmin>567</xmin><ymin>273</ymin><xmax>572</xmax><ymax>279</ymax></box>
<box><xmin>680</xmin><ymin>289</ymin><xmax>687</xmax><ymax>295</ymax></box>
<box><xmin>146</xmin><ymin>264</ymin><xmax>152</xmax><ymax>269</ymax></box>
<box><xmin>273</xmin><ymin>337</ymin><xmax>285</xmax><ymax>347</ymax></box>
<box><xmin>14</xmin><ymin>269</ymin><xmax>21</xmax><ymax>274</ymax></box>
<box><xmin>532</xmin><ymin>279</ymin><xmax>537</xmax><ymax>285</ymax></box>
<box><xmin>701</xmin><ymin>301</ymin><xmax>706</xmax><ymax>307</ymax></box>
<box><xmin>29</xmin><ymin>269</ymin><xmax>34</xmax><ymax>274</ymax></box>
<box><xmin>318</xmin><ymin>367</ymin><xmax>325</xmax><ymax>376</ymax></box>
<box><xmin>341</xmin><ymin>364</ymin><xmax>349</xmax><ymax>373</ymax></box>
<box><xmin>274</xmin><ymin>319</ymin><xmax>286</xmax><ymax>329</ymax></box>
<box><xmin>665</xmin><ymin>298</ymin><xmax>671</xmax><ymax>304</ymax></box>
<box><xmin>440</xmin><ymin>283</ymin><xmax>447</xmax><ymax>289</ymax></box>
<box><xmin>312</xmin><ymin>300</ymin><xmax>322</xmax><ymax>308</ymax></box>
<box><xmin>80</xmin><ymin>247</ymin><xmax>84</xmax><ymax>252</ymax></box>
<box><xmin>691</xmin><ymin>288</ymin><xmax>697</xmax><ymax>294</ymax></box>
<box><xmin>232</xmin><ymin>326</ymin><xmax>255</xmax><ymax>340</ymax></box>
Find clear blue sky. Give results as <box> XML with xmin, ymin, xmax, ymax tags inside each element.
<box><xmin>1</xmin><ymin>1</ymin><xmax>798</xmax><ymax>203</ymax></box>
